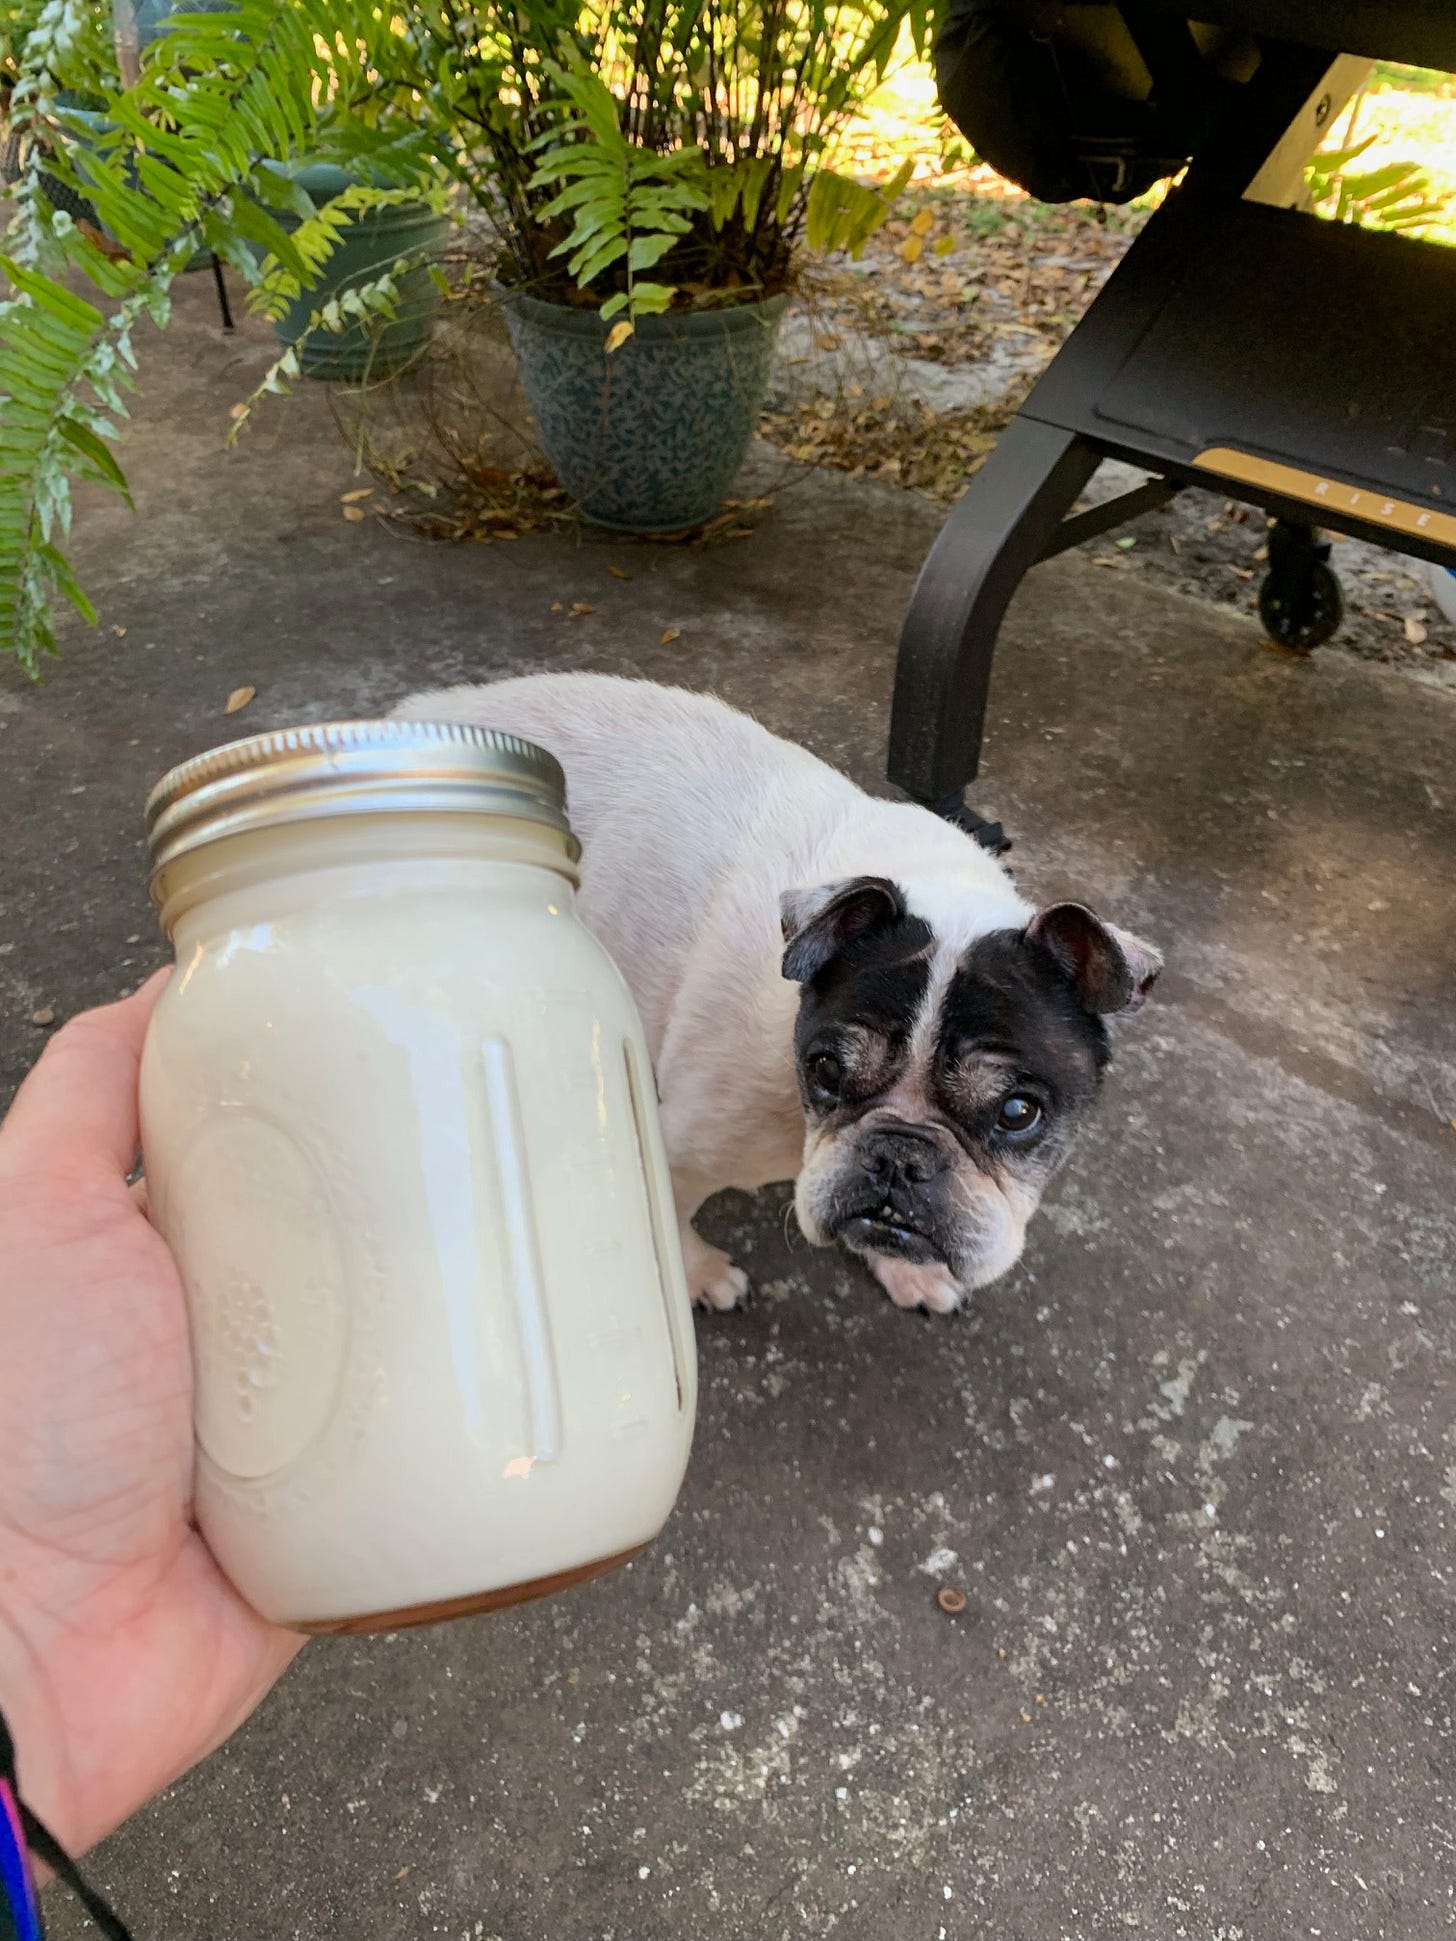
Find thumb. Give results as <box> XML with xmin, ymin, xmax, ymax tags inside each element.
<box><xmin>0</xmin><ymin>969</ymin><xmax>171</xmax><ymax>1182</ymax></box>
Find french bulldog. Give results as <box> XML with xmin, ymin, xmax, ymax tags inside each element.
<box><xmin>393</xmin><ymin>674</ymin><xmax>1161</xmax><ymax>1313</ymax></box>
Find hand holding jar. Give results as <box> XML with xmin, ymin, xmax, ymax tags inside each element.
<box><xmin>0</xmin><ymin>974</ymin><xmax>303</xmax><ymax>1860</ymax></box>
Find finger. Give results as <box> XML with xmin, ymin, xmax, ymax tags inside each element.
<box><xmin>0</xmin><ymin>968</ymin><xmax>170</xmax><ymax>1181</ymax></box>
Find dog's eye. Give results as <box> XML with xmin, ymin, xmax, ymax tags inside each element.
<box><xmin>996</xmin><ymin>1094</ymin><xmax>1043</xmax><ymax>1138</ymax></box>
<box><xmin>807</xmin><ymin>1051</ymin><xmax>843</xmax><ymax>1098</ymax></box>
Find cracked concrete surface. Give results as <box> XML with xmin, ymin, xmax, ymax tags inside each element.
<box><xmin>4</xmin><ymin>278</ymin><xmax>1454</xmax><ymax>1940</ymax></box>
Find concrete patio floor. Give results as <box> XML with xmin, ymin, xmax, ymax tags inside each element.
<box><xmin>5</xmin><ymin>278</ymin><xmax>1455</xmax><ymax>1940</ymax></box>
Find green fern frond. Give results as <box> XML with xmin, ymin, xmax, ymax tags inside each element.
<box><xmin>0</xmin><ymin>0</ymin><xmax>434</xmax><ymax>669</ymax></box>
<box><xmin>803</xmin><ymin>158</ymin><xmax>913</xmax><ymax>257</ymax></box>
<box><xmin>226</xmin><ymin>266</ymin><xmax>408</xmax><ymax>437</ymax></box>
<box><xmin>244</xmin><ymin>183</ymin><xmax>439</xmax><ymax>320</ymax></box>
<box><xmin>529</xmin><ymin>60</ymin><xmax>708</xmax><ymax>328</ymax></box>
<box><xmin>0</xmin><ymin>255</ymin><xmax>140</xmax><ymax>665</ymax></box>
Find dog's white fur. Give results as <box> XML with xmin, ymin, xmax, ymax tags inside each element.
<box><xmin>394</xmin><ymin>674</ymin><xmax>1034</xmax><ymax>1311</ymax></box>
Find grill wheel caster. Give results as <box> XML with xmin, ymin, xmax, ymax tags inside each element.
<box><xmin>1258</xmin><ymin>520</ymin><xmax>1344</xmax><ymax>653</ymax></box>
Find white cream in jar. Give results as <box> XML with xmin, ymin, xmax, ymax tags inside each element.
<box><xmin>140</xmin><ymin>721</ymin><xmax>696</xmax><ymax>1631</ymax></box>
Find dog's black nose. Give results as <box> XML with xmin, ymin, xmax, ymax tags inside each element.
<box><xmin>859</xmin><ymin>1126</ymin><xmax>946</xmax><ymax>1189</ymax></box>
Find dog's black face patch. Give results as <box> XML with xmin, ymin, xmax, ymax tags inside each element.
<box><xmin>933</xmin><ymin>927</ymin><xmax>1110</xmax><ymax>1120</ymax></box>
<box><xmin>792</xmin><ymin>915</ymin><xmax>1116</xmax><ymax>1285</ymax></box>
<box><xmin>791</xmin><ymin>911</ymin><xmax>934</xmax><ymax>1114</ymax></box>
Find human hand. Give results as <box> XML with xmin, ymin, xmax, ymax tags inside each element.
<box><xmin>0</xmin><ymin>975</ymin><xmax>302</xmax><ymax>1855</ymax></box>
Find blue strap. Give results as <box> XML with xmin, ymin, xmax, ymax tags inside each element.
<box><xmin>0</xmin><ymin>1707</ymin><xmax>134</xmax><ymax>1941</ymax></box>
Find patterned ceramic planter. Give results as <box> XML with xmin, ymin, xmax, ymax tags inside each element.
<box><xmin>500</xmin><ymin>289</ymin><xmax>790</xmax><ymax>532</ymax></box>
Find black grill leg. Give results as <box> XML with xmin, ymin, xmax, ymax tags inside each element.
<box><xmin>211</xmin><ymin>252</ymin><xmax>235</xmax><ymax>332</ymax></box>
<box><xmin>888</xmin><ymin>418</ymin><xmax>1100</xmax><ymax>804</ymax></box>
<box><xmin>934</xmin><ymin>794</ymin><xmax>1012</xmax><ymax>856</ymax></box>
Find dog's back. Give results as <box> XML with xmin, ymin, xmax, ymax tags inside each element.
<box><xmin>395</xmin><ymin>672</ymin><xmax>838</xmax><ymax>840</ymax></box>
<box><xmin>393</xmin><ymin>674</ymin><xmax>846</xmax><ymax>1042</ymax></box>
<box><xmin>394</xmin><ymin>673</ymin><xmax>1025</xmax><ymax>1054</ymax></box>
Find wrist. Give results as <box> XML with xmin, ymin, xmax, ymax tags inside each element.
<box><xmin>0</xmin><ymin>1603</ymin><xmax>70</xmax><ymax>1854</ymax></box>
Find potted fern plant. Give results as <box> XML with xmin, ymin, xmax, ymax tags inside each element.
<box><xmin>0</xmin><ymin>0</ymin><xmax>926</xmax><ymax>666</ymax></box>
<box><xmin>386</xmin><ymin>0</ymin><xmax>926</xmax><ymax>532</ymax></box>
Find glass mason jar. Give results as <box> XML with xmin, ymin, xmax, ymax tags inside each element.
<box><xmin>140</xmin><ymin>721</ymin><xmax>696</xmax><ymax>1633</ymax></box>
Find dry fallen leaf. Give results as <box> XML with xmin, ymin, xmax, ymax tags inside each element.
<box><xmin>550</xmin><ymin>600</ymin><xmax>564</xmax><ymax>613</ymax></box>
<box><xmin>1405</xmin><ymin>614</ymin><xmax>1428</xmax><ymax>645</ymax></box>
<box><xmin>340</xmin><ymin>487</ymin><xmax>374</xmax><ymax>504</ymax></box>
<box><xmin>605</xmin><ymin>564</ymin><xmax>632</xmax><ymax>580</ymax></box>
<box><xmin>899</xmin><ymin>234</ymin><xmax>924</xmax><ymax>266</ymax></box>
<box><xmin>342</xmin><ymin>504</ymin><xmax>367</xmax><ymax>523</ymax></box>
<box><xmin>660</xmin><ymin>626</ymin><xmax>681</xmax><ymax>645</ymax></box>
<box><xmin>224</xmin><ymin>685</ymin><xmax>256</xmax><ymax>714</ymax></box>
<box><xmin>30</xmin><ymin>1007</ymin><xmax>55</xmax><ymax>1027</ymax></box>
<box><xmin>112</xmin><ymin>625</ymin><xmax>126</xmax><ymax>637</ymax></box>
<box><xmin>932</xmin><ymin>233</ymin><xmax>956</xmax><ymax>257</ymax></box>
<box><xmin>604</xmin><ymin>319</ymin><xmax>634</xmax><ymax>354</ymax></box>
<box><xmin>910</xmin><ymin>208</ymin><xmax>935</xmax><ymax>236</ymax></box>
<box><xmin>78</xmin><ymin>218</ymin><xmax>129</xmax><ymax>261</ymax></box>
<box><xmin>568</xmin><ymin>601</ymin><xmax>595</xmax><ymax>618</ymax></box>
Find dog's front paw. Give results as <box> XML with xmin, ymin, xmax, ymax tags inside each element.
<box><xmin>870</xmin><ymin>1255</ymin><xmax>965</xmax><ymax>1315</ymax></box>
<box><xmin>681</xmin><ymin>1231</ymin><xmax>752</xmax><ymax>1312</ymax></box>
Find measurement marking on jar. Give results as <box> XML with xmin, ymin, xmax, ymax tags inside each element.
<box><xmin>623</xmin><ymin>1038</ymin><xmax>689</xmax><ymax>1413</ymax></box>
<box><xmin>481</xmin><ymin>1037</ymin><xmax>563</xmax><ymax>1464</ymax></box>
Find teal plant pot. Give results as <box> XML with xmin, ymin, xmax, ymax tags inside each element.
<box><xmin>500</xmin><ymin>289</ymin><xmax>790</xmax><ymax>532</ymax></box>
<box><xmin>266</xmin><ymin>164</ymin><xmax>449</xmax><ymax>382</ymax></box>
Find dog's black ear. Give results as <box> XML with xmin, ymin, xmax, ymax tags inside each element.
<box><xmin>1026</xmin><ymin>902</ymin><xmax>1163</xmax><ymax>1015</ymax></box>
<box><xmin>781</xmin><ymin>877</ymin><xmax>905</xmax><ymax>983</ymax></box>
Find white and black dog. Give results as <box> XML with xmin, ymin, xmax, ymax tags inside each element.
<box><xmin>394</xmin><ymin>674</ymin><xmax>1161</xmax><ymax>1314</ymax></box>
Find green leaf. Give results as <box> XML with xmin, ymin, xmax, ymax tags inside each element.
<box><xmin>627</xmin><ymin>281</ymin><xmax>675</xmax><ymax>314</ymax></box>
<box><xmin>56</xmin><ymin>417</ymin><xmax>134</xmax><ymax>503</ymax></box>
<box><xmin>737</xmin><ymin>157</ymin><xmax>773</xmax><ymax>231</ymax></box>
<box><xmin>1340</xmin><ymin>161</ymin><xmax>1426</xmax><ymax>201</ymax></box>
<box><xmin>225</xmin><ymin>197</ymin><xmax>312</xmax><ymax>283</ymax></box>
<box><xmin>0</xmin><ymin>261</ymin><xmax>104</xmax><ymax>336</ymax></box>
<box><xmin>1306</xmin><ymin>135</ymin><xmax>1378</xmax><ymax>177</ymax></box>
<box><xmin>627</xmin><ymin>232</ymin><xmax>678</xmax><ymax>271</ymax></box>
<box><xmin>569</xmin><ymin>231</ymin><xmax>628</xmax><ymax>286</ymax></box>
<box><xmin>36</xmin><ymin>541</ymin><xmax>98</xmax><ymax>625</ymax></box>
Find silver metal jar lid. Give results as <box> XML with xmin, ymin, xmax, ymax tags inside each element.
<box><xmin>145</xmin><ymin>719</ymin><xmax>574</xmax><ymax>895</ymax></box>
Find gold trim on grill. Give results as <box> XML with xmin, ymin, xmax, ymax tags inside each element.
<box><xmin>1193</xmin><ymin>448</ymin><xmax>1456</xmax><ymax>548</ymax></box>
